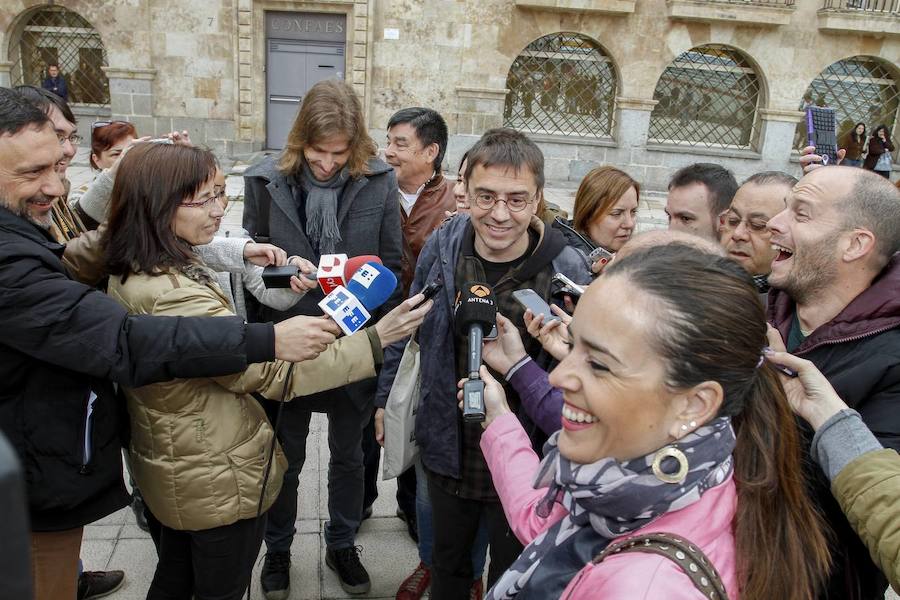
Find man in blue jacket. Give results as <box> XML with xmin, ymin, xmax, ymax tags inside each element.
<box><xmin>41</xmin><ymin>63</ymin><xmax>68</xmax><ymax>101</ymax></box>
<box><xmin>0</xmin><ymin>86</ymin><xmax>339</xmax><ymax>600</ymax></box>
<box><xmin>376</xmin><ymin>128</ymin><xmax>591</xmax><ymax>599</ymax></box>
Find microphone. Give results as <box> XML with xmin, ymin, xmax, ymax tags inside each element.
<box><xmin>455</xmin><ymin>282</ymin><xmax>498</xmax><ymax>423</ymax></box>
<box><xmin>318</xmin><ymin>262</ymin><xmax>398</xmax><ymax>335</ymax></box>
<box><xmin>312</xmin><ymin>254</ymin><xmax>382</xmax><ymax>293</ymax></box>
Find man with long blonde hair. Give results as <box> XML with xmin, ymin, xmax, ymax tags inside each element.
<box><xmin>243</xmin><ymin>79</ymin><xmax>403</xmax><ymax>598</ymax></box>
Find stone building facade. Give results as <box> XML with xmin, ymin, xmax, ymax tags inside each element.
<box><xmin>1</xmin><ymin>0</ymin><xmax>898</xmax><ymax>190</ymax></box>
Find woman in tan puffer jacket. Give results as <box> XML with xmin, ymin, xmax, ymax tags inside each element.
<box><xmin>101</xmin><ymin>143</ymin><xmax>430</xmax><ymax>600</ymax></box>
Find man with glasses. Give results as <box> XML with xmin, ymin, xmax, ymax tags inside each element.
<box><xmin>718</xmin><ymin>171</ymin><xmax>797</xmax><ymax>299</ymax></box>
<box><xmin>376</xmin><ymin>128</ymin><xmax>591</xmax><ymax>599</ymax></box>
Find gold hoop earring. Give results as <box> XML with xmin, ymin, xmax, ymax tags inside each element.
<box><xmin>652</xmin><ymin>446</ymin><xmax>689</xmax><ymax>484</ymax></box>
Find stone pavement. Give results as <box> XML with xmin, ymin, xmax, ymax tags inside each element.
<box><xmin>67</xmin><ymin>151</ymin><xmax>897</xmax><ymax>600</ymax></box>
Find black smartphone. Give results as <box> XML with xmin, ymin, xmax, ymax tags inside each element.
<box><xmin>261</xmin><ymin>265</ymin><xmax>299</xmax><ymax>288</ymax></box>
<box><xmin>413</xmin><ymin>281</ymin><xmax>442</xmax><ymax>308</ymax></box>
<box><xmin>806</xmin><ymin>106</ymin><xmax>839</xmax><ymax>165</ymax></box>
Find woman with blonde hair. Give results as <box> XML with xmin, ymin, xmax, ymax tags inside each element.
<box><xmin>554</xmin><ymin>166</ymin><xmax>639</xmax><ymax>273</ymax></box>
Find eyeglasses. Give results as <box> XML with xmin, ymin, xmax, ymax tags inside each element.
<box><xmin>470</xmin><ymin>191</ymin><xmax>536</xmax><ymax>213</ymax></box>
<box><xmin>57</xmin><ymin>133</ymin><xmax>82</xmax><ymax>146</ymax></box>
<box><xmin>180</xmin><ymin>189</ymin><xmax>226</xmax><ymax>209</ymax></box>
<box><xmin>718</xmin><ymin>211</ymin><xmax>770</xmax><ymax>234</ymax></box>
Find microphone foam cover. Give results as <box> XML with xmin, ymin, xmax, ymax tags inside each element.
<box><xmin>455</xmin><ymin>282</ymin><xmax>497</xmax><ymax>335</ymax></box>
<box><xmin>344</xmin><ymin>255</ymin><xmax>382</xmax><ymax>280</ymax></box>
<box><xmin>346</xmin><ymin>262</ymin><xmax>398</xmax><ymax>311</ymax></box>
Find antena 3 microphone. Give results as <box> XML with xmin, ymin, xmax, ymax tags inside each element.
<box><xmin>318</xmin><ymin>262</ymin><xmax>398</xmax><ymax>336</ymax></box>
<box><xmin>455</xmin><ymin>282</ymin><xmax>497</xmax><ymax>423</ymax></box>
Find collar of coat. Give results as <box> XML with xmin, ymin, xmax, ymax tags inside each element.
<box><xmin>0</xmin><ymin>205</ymin><xmax>65</xmax><ymax>257</ymax></box>
<box><xmin>767</xmin><ymin>252</ymin><xmax>900</xmax><ymax>353</ymax></box>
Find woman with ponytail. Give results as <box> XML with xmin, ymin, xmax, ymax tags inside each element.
<box><xmin>470</xmin><ymin>243</ymin><xmax>830</xmax><ymax>600</ymax></box>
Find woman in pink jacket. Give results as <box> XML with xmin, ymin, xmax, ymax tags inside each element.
<box><xmin>471</xmin><ymin>244</ymin><xmax>831</xmax><ymax>600</ymax></box>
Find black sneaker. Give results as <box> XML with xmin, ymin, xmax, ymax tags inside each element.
<box><xmin>325</xmin><ymin>546</ymin><xmax>371</xmax><ymax>594</ymax></box>
<box><xmin>77</xmin><ymin>570</ymin><xmax>125</xmax><ymax>600</ymax></box>
<box><xmin>260</xmin><ymin>551</ymin><xmax>291</xmax><ymax>600</ymax></box>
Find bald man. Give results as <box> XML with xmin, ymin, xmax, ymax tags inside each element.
<box><xmin>767</xmin><ymin>166</ymin><xmax>900</xmax><ymax>600</ymax></box>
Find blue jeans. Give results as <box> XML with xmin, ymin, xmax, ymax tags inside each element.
<box><xmin>414</xmin><ymin>459</ymin><xmax>489</xmax><ymax>575</ymax></box>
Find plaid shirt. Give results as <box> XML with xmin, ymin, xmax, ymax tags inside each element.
<box><xmin>428</xmin><ymin>227</ymin><xmax>554</xmax><ymax>501</ymax></box>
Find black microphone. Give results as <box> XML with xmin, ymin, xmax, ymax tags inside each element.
<box><xmin>455</xmin><ymin>282</ymin><xmax>498</xmax><ymax>422</ymax></box>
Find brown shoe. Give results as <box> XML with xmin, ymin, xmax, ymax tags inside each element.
<box><xmin>395</xmin><ymin>562</ymin><xmax>431</xmax><ymax>600</ymax></box>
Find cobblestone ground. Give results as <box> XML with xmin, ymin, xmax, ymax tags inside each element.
<box><xmin>68</xmin><ymin>153</ymin><xmax>897</xmax><ymax>600</ymax></box>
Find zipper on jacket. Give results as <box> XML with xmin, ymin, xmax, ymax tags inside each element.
<box><xmin>795</xmin><ymin>324</ymin><xmax>899</xmax><ymax>356</ymax></box>
<box><xmin>80</xmin><ymin>391</ymin><xmax>97</xmax><ymax>474</ymax></box>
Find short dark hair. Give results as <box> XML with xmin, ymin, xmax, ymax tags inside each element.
<box><xmin>103</xmin><ymin>143</ymin><xmax>218</xmax><ymax>279</ymax></box>
<box><xmin>464</xmin><ymin>128</ymin><xmax>545</xmax><ymax>191</ymax></box>
<box><xmin>387</xmin><ymin>107</ymin><xmax>449</xmax><ymax>171</ymax></box>
<box><xmin>669</xmin><ymin>163</ymin><xmax>738</xmax><ymax>218</ymax></box>
<box><xmin>14</xmin><ymin>85</ymin><xmax>77</xmax><ymax>126</ymax></box>
<box><xmin>0</xmin><ymin>87</ymin><xmax>51</xmax><ymax>137</ymax></box>
<box><xmin>843</xmin><ymin>168</ymin><xmax>900</xmax><ymax>268</ymax></box>
<box><xmin>47</xmin><ymin>62</ymin><xmax>59</xmax><ymax>69</ymax></box>
<box><xmin>743</xmin><ymin>170</ymin><xmax>797</xmax><ymax>189</ymax></box>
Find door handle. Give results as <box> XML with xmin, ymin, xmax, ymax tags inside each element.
<box><xmin>269</xmin><ymin>96</ymin><xmax>301</xmax><ymax>103</ymax></box>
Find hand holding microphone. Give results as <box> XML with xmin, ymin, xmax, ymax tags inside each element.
<box><xmin>457</xmin><ymin>366</ymin><xmax>510</xmax><ymax>430</ymax></box>
<box><xmin>318</xmin><ymin>261</ymin><xmax>397</xmax><ymax>335</ymax></box>
<box><xmin>456</xmin><ymin>282</ymin><xmax>498</xmax><ymax>423</ymax></box>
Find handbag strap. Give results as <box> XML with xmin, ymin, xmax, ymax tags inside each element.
<box><xmin>593</xmin><ymin>532</ymin><xmax>729</xmax><ymax>600</ymax></box>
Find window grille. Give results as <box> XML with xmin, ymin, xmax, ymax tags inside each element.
<box><xmin>648</xmin><ymin>45</ymin><xmax>762</xmax><ymax>150</ymax></box>
<box><xmin>11</xmin><ymin>6</ymin><xmax>110</xmax><ymax>106</ymax></box>
<box><xmin>793</xmin><ymin>56</ymin><xmax>900</xmax><ymax>159</ymax></box>
<box><xmin>503</xmin><ymin>33</ymin><xmax>617</xmax><ymax>138</ymax></box>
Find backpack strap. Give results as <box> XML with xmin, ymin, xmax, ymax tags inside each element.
<box><xmin>593</xmin><ymin>532</ymin><xmax>729</xmax><ymax>600</ymax></box>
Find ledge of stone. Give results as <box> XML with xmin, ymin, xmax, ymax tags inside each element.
<box><xmin>617</xmin><ymin>97</ymin><xmax>659</xmax><ymax>111</ymax></box>
<box><xmin>817</xmin><ymin>9</ymin><xmax>900</xmax><ymax>37</ymax></box>
<box><xmin>759</xmin><ymin>108</ymin><xmax>805</xmax><ymax>123</ymax></box>
<box><xmin>455</xmin><ymin>87</ymin><xmax>509</xmax><ymax>100</ymax></box>
<box><xmin>646</xmin><ymin>142</ymin><xmax>762</xmax><ymax>161</ymax></box>
<box><xmin>102</xmin><ymin>67</ymin><xmax>158</xmax><ymax>80</ymax></box>
<box><xmin>514</xmin><ymin>0</ymin><xmax>636</xmax><ymax>14</ymax></box>
<box><xmin>666</xmin><ymin>0</ymin><xmax>795</xmax><ymax>26</ymax></box>
<box><xmin>530</xmin><ymin>133</ymin><xmax>618</xmax><ymax>148</ymax></box>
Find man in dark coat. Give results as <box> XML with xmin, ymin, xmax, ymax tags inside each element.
<box><xmin>41</xmin><ymin>63</ymin><xmax>68</xmax><ymax>101</ymax></box>
<box><xmin>0</xmin><ymin>86</ymin><xmax>338</xmax><ymax>600</ymax></box>
<box><xmin>767</xmin><ymin>165</ymin><xmax>900</xmax><ymax>600</ymax></box>
<box><xmin>242</xmin><ymin>79</ymin><xmax>402</xmax><ymax>598</ymax></box>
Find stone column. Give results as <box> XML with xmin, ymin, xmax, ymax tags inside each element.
<box><xmin>758</xmin><ymin>108</ymin><xmax>804</xmax><ymax>166</ymax></box>
<box><xmin>0</xmin><ymin>62</ymin><xmax>12</xmax><ymax>88</ymax></box>
<box><xmin>101</xmin><ymin>67</ymin><xmax>157</xmax><ymax>137</ymax></box>
<box><xmin>454</xmin><ymin>87</ymin><xmax>508</xmax><ymax>136</ymax></box>
<box><xmin>614</xmin><ymin>97</ymin><xmax>658</xmax><ymax>149</ymax></box>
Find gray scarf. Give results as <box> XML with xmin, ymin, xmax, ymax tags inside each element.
<box><xmin>297</xmin><ymin>163</ymin><xmax>348</xmax><ymax>255</ymax></box>
<box><xmin>487</xmin><ymin>416</ymin><xmax>736</xmax><ymax>600</ymax></box>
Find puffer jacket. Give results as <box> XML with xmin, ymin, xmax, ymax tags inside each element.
<box><xmin>108</xmin><ymin>267</ymin><xmax>380</xmax><ymax>531</ymax></box>
<box><xmin>768</xmin><ymin>254</ymin><xmax>900</xmax><ymax>600</ymax></box>
<box><xmin>481</xmin><ymin>413</ymin><xmax>739</xmax><ymax>599</ymax></box>
<box><xmin>833</xmin><ymin>449</ymin><xmax>900</xmax><ymax>593</ymax></box>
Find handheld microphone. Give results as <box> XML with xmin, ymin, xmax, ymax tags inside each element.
<box><xmin>308</xmin><ymin>255</ymin><xmax>382</xmax><ymax>285</ymax></box>
<box><xmin>455</xmin><ymin>282</ymin><xmax>498</xmax><ymax>423</ymax></box>
<box><xmin>318</xmin><ymin>262</ymin><xmax>398</xmax><ymax>335</ymax></box>
<box><xmin>316</xmin><ymin>253</ymin><xmax>349</xmax><ymax>293</ymax></box>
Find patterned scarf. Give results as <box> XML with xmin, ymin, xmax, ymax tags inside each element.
<box><xmin>297</xmin><ymin>163</ymin><xmax>349</xmax><ymax>255</ymax></box>
<box><xmin>487</xmin><ymin>417</ymin><xmax>736</xmax><ymax>600</ymax></box>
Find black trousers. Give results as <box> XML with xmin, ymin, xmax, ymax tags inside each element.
<box><xmin>145</xmin><ymin>512</ymin><xmax>265</xmax><ymax>600</ymax></box>
<box><xmin>362</xmin><ymin>409</ymin><xmax>417</xmax><ymax>518</ymax></box>
<box><xmin>427</xmin><ymin>474</ymin><xmax>524</xmax><ymax>600</ymax></box>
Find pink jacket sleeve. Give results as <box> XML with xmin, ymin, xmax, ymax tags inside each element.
<box><xmin>480</xmin><ymin>412</ymin><xmax>568</xmax><ymax>545</ymax></box>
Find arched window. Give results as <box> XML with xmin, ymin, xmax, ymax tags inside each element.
<box><xmin>648</xmin><ymin>45</ymin><xmax>762</xmax><ymax>150</ymax></box>
<box><xmin>794</xmin><ymin>56</ymin><xmax>900</xmax><ymax>157</ymax></box>
<box><xmin>503</xmin><ymin>33</ymin><xmax>617</xmax><ymax>138</ymax></box>
<box><xmin>10</xmin><ymin>6</ymin><xmax>110</xmax><ymax>105</ymax></box>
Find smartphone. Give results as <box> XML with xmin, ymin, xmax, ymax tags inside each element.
<box><xmin>261</xmin><ymin>265</ymin><xmax>299</xmax><ymax>288</ymax></box>
<box><xmin>512</xmin><ymin>289</ymin><xmax>560</xmax><ymax>323</ymax></box>
<box><xmin>806</xmin><ymin>106</ymin><xmax>839</xmax><ymax>165</ymax></box>
<box><xmin>413</xmin><ymin>281</ymin><xmax>442</xmax><ymax>309</ymax></box>
<box><xmin>589</xmin><ymin>246</ymin><xmax>614</xmax><ymax>268</ymax></box>
<box><xmin>148</xmin><ymin>137</ymin><xmax>174</xmax><ymax>145</ymax></box>
<box><xmin>552</xmin><ymin>273</ymin><xmax>585</xmax><ymax>297</ymax></box>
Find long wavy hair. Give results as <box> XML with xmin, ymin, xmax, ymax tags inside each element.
<box><xmin>606</xmin><ymin>244</ymin><xmax>831</xmax><ymax>600</ymax></box>
<box><xmin>277</xmin><ymin>79</ymin><xmax>376</xmax><ymax>179</ymax></box>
